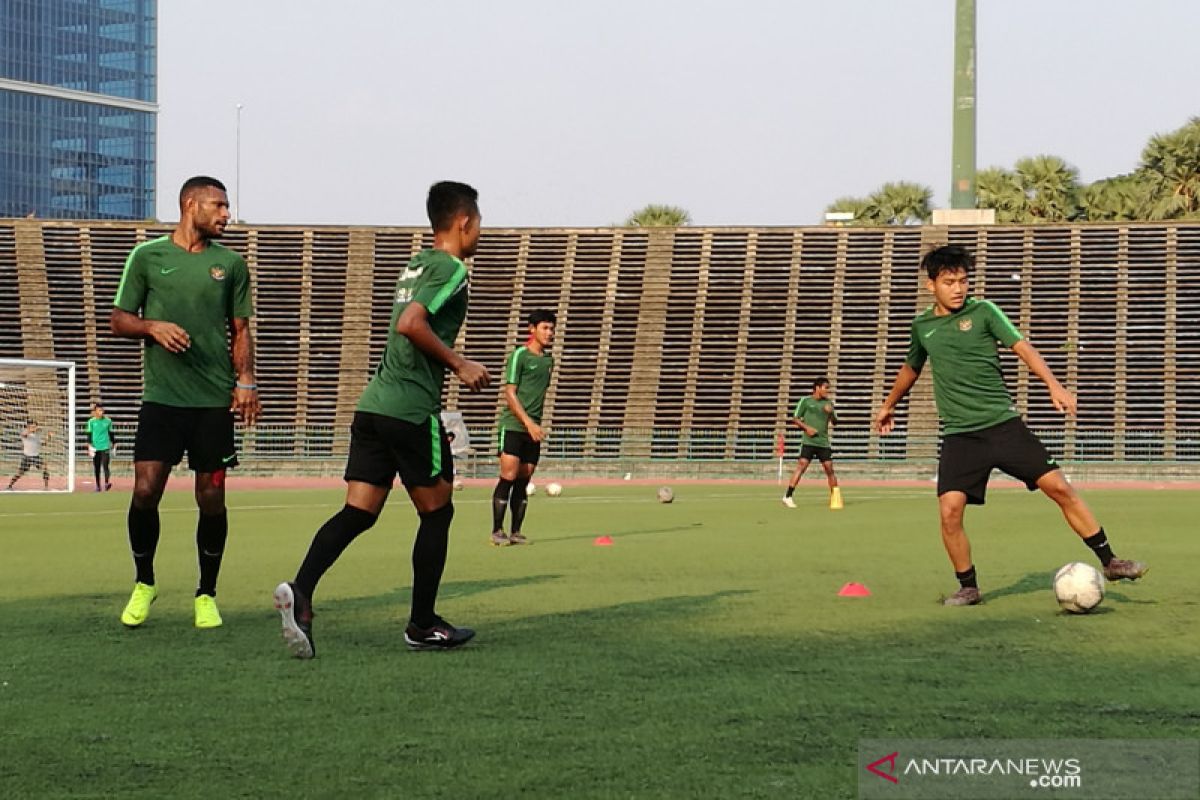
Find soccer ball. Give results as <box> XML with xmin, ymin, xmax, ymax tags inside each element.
<box><xmin>526</xmin><ymin>481</ymin><xmax>536</xmax><ymax>496</ymax></box>
<box><xmin>1053</xmin><ymin>562</ymin><xmax>1105</xmax><ymax>613</ymax></box>
<box><xmin>452</xmin><ymin>477</ymin><xmax>464</xmax><ymax>491</ymax></box>
<box><xmin>546</xmin><ymin>482</ymin><xmax>563</xmax><ymax>497</ymax></box>
<box><xmin>656</xmin><ymin>486</ymin><xmax>674</xmax><ymax>504</ymax></box>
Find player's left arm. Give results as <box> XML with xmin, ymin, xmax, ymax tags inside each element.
<box><xmin>227</xmin><ymin>259</ymin><xmax>261</xmax><ymax>425</ymax></box>
<box><xmin>1012</xmin><ymin>340</ymin><xmax>1076</xmax><ymax>415</ymax></box>
<box><xmin>982</xmin><ymin>299</ymin><xmax>1076</xmax><ymax>416</ymax></box>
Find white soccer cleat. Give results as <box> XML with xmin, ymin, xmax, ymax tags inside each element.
<box><xmin>781</xmin><ymin>496</ymin><xmax>797</xmax><ymax>508</ymax></box>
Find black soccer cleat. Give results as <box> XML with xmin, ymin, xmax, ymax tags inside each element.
<box><xmin>404</xmin><ymin>616</ymin><xmax>475</xmax><ymax>651</ymax></box>
<box><xmin>1103</xmin><ymin>558</ymin><xmax>1148</xmax><ymax>582</ymax></box>
<box><xmin>943</xmin><ymin>586</ymin><xmax>982</xmax><ymax>606</ymax></box>
<box><xmin>273</xmin><ymin>582</ymin><xmax>315</xmax><ymax>659</ymax></box>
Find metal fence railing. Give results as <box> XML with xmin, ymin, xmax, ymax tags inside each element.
<box><xmin>77</xmin><ymin>423</ymin><xmax>1200</xmax><ymax>464</ymax></box>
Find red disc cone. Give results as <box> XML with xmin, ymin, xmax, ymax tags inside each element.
<box><xmin>838</xmin><ymin>582</ymin><xmax>871</xmax><ymax>597</ymax></box>
<box><xmin>593</xmin><ymin>535</ymin><xmax>614</xmax><ymax>546</ymax></box>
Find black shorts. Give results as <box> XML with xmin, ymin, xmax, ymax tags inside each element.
<box><xmin>343</xmin><ymin>411</ymin><xmax>454</xmax><ymax>489</ymax></box>
<box><xmin>134</xmin><ymin>402</ymin><xmax>237</xmax><ymax>473</ymax></box>
<box><xmin>498</xmin><ymin>428</ymin><xmax>541</xmax><ymax>465</ymax></box>
<box><xmin>938</xmin><ymin>417</ymin><xmax>1058</xmax><ymax>505</ymax></box>
<box><xmin>17</xmin><ymin>455</ymin><xmax>44</xmax><ymax>472</ymax></box>
<box><xmin>799</xmin><ymin>444</ymin><xmax>833</xmax><ymax>463</ymax></box>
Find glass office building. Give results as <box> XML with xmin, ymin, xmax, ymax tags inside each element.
<box><xmin>0</xmin><ymin>0</ymin><xmax>156</xmax><ymax>219</ymax></box>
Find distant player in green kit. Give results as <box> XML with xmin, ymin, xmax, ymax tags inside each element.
<box><xmin>782</xmin><ymin>376</ymin><xmax>842</xmax><ymax>510</ymax></box>
<box><xmin>86</xmin><ymin>403</ymin><xmax>115</xmax><ymax>491</ymax></box>
<box><xmin>491</xmin><ymin>310</ymin><xmax>556</xmax><ymax>546</ymax></box>
<box><xmin>875</xmin><ymin>245</ymin><xmax>1147</xmax><ymax>606</ymax></box>
<box><xmin>111</xmin><ymin>175</ymin><xmax>260</xmax><ymax>629</ymax></box>
<box><xmin>273</xmin><ymin>181</ymin><xmax>490</xmax><ymax>658</ymax></box>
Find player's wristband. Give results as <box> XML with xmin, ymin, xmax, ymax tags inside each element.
<box><xmin>236</xmin><ymin>382</ymin><xmax>258</xmax><ymax>390</ymax></box>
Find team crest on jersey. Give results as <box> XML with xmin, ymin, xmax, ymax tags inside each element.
<box><xmin>209</xmin><ymin>265</ymin><xmax>226</xmax><ymax>281</ymax></box>
<box><xmin>958</xmin><ymin>318</ymin><xmax>973</xmax><ymax>332</ymax></box>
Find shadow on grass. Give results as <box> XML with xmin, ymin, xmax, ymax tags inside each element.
<box><xmin>534</xmin><ymin>522</ymin><xmax>706</xmax><ymax>544</ymax></box>
<box><xmin>986</xmin><ymin>571</ymin><xmax>1158</xmax><ymax>608</ymax></box>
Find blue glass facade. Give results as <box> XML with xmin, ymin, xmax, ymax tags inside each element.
<box><xmin>0</xmin><ymin>0</ymin><xmax>156</xmax><ymax>219</ymax></box>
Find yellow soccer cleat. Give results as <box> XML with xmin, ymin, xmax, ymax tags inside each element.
<box><xmin>194</xmin><ymin>594</ymin><xmax>224</xmax><ymax>629</ymax></box>
<box><xmin>120</xmin><ymin>582</ymin><xmax>158</xmax><ymax>627</ymax></box>
<box><xmin>829</xmin><ymin>487</ymin><xmax>844</xmax><ymax>510</ymax></box>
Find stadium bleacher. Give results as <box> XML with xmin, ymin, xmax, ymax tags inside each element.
<box><xmin>2</xmin><ymin>218</ymin><xmax>1199</xmax><ymax>471</ymax></box>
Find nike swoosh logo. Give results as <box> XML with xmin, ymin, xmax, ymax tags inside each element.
<box><xmin>924</xmin><ymin>330</ymin><xmax>936</xmax><ymax>338</ymax></box>
<box><xmin>221</xmin><ymin>455</ymin><xmax>236</xmax><ymax>464</ymax></box>
<box><xmin>160</xmin><ymin>267</ymin><xmax>179</xmax><ymax>275</ymax></box>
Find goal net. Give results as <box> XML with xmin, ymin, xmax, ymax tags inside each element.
<box><xmin>0</xmin><ymin>358</ymin><xmax>76</xmax><ymax>493</ymax></box>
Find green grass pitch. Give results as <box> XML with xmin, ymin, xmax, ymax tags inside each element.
<box><xmin>1</xmin><ymin>483</ymin><xmax>1195</xmax><ymax>798</ymax></box>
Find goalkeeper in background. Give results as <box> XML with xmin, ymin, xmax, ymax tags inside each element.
<box><xmin>6</xmin><ymin>420</ymin><xmax>50</xmax><ymax>490</ymax></box>
<box><xmin>86</xmin><ymin>404</ymin><xmax>115</xmax><ymax>492</ymax></box>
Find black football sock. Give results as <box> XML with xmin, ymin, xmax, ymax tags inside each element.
<box><xmin>491</xmin><ymin>478</ymin><xmax>513</xmax><ymax>531</ymax></box>
<box><xmin>509</xmin><ymin>477</ymin><xmax>530</xmax><ymax>533</ymax></box>
<box><xmin>93</xmin><ymin>454</ymin><xmax>103</xmax><ymax>487</ymax></box>
<box><xmin>128</xmin><ymin>502</ymin><xmax>161</xmax><ymax>585</ymax></box>
<box><xmin>294</xmin><ymin>505</ymin><xmax>378</xmax><ymax>600</ymax></box>
<box><xmin>785</xmin><ymin>485</ymin><xmax>796</xmax><ymax>498</ymax></box>
<box><xmin>955</xmin><ymin>565</ymin><xmax>978</xmax><ymax>589</ymax></box>
<box><xmin>195</xmin><ymin>510</ymin><xmax>228</xmax><ymax>597</ymax></box>
<box><xmin>410</xmin><ymin>502</ymin><xmax>453</xmax><ymax>628</ymax></box>
<box><xmin>1082</xmin><ymin>528</ymin><xmax>1114</xmax><ymax>567</ymax></box>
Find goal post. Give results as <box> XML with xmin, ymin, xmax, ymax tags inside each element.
<box><xmin>0</xmin><ymin>358</ymin><xmax>76</xmax><ymax>493</ymax></box>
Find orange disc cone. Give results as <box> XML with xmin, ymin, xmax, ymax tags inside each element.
<box><xmin>838</xmin><ymin>582</ymin><xmax>871</xmax><ymax>597</ymax></box>
<box><xmin>593</xmin><ymin>535</ymin><xmax>614</xmax><ymax>546</ymax></box>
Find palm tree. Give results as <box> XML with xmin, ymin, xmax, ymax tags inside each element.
<box><xmin>624</xmin><ymin>204</ymin><xmax>692</xmax><ymax>227</ymax></box>
<box><xmin>1078</xmin><ymin>174</ymin><xmax>1153</xmax><ymax>221</ymax></box>
<box><xmin>1139</xmin><ymin>117</ymin><xmax>1200</xmax><ymax>219</ymax></box>
<box><xmin>824</xmin><ymin>196</ymin><xmax>876</xmax><ymax>225</ymax></box>
<box><xmin>867</xmin><ymin>182</ymin><xmax>932</xmax><ymax>225</ymax></box>
<box><xmin>1013</xmin><ymin>155</ymin><xmax>1081</xmax><ymax>222</ymax></box>
<box><xmin>975</xmin><ymin>167</ymin><xmax>1025</xmax><ymax>222</ymax></box>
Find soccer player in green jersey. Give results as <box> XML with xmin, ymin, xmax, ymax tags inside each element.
<box><xmin>782</xmin><ymin>376</ymin><xmax>842</xmax><ymax>510</ymax></box>
<box><xmin>86</xmin><ymin>403</ymin><xmax>115</xmax><ymax>491</ymax></box>
<box><xmin>491</xmin><ymin>310</ymin><xmax>556</xmax><ymax>546</ymax></box>
<box><xmin>111</xmin><ymin>176</ymin><xmax>260</xmax><ymax>629</ymax></box>
<box><xmin>875</xmin><ymin>245</ymin><xmax>1147</xmax><ymax>606</ymax></box>
<box><xmin>274</xmin><ymin>181</ymin><xmax>491</xmax><ymax>658</ymax></box>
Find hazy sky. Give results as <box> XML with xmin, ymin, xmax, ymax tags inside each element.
<box><xmin>157</xmin><ymin>0</ymin><xmax>1200</xmax><ymax>227</ymax></box>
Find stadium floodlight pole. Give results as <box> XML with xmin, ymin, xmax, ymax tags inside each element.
<box><xmin>950</xmin><ymin>0</ymin><xmax>977</xmax><ymax>209</ymax></box>
<box><xmin>235</xmin><ymin>103</ymin><xmax>243</xmax><ymax>223</ymax></box>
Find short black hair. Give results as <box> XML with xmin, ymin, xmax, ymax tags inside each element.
<box><xmin>179</xmin><ymin>175</ymin><xmax>227</xmax><ymax>205</ymax></box>
<box><xmin>93</xmin><ymin>403</ymin><xmax>103</xmax><ymax>411</ymax></box>
<box><xmin>922</xmin><ymin>245</ymin><xmax>973</xmax><ymax>280</ymax></box>
<box><xmin>427</xmin><ymin>181</ymin><xmax>479</xmax><ymax>232</ymax></box>
<box><xmin>812</xmin><ymin>376</ymin><xmax>829</xmax><ymax>390</ymax></box>
<box><xmin>528</xmin><ymin>309</ymin><xmax>557</xmax><ymax>327</ymax></box>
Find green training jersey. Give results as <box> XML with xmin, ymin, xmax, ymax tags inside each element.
<box><xmin>114</xmin><ymin>236</ymin><xmax>253</xmax><ymax>408</ymax></box>
<box><xmin>357</xmin><ymin>249</ymin><xmax>469</xmax><ymax>423</ymax></box>
<box><xmin>793</xmin><ymin>395</ymin><xmax>834</xmax><ymax>447</ymax></box>
<box><xmin>905</xmin><ymin>297</ymin><xmax>1024</xmax><ymax>435</ymax></box>
<box><xmin>497</xmin><ymin>345</ymin><xmax>554</xmax><ymax>433</ymax></box>
<box><xmin>86</xmin><ymin>417</ymin><xmax>113</xmax><ymax>450</ymax></box>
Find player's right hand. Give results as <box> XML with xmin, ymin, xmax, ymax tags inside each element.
<box><xmin>455</xmin><ymin>359</ymin><xmax>491</xmax><ymax>392</ymax></box>
<box><xmin>528</xmin><ymin>423</ymin><xmax>546</xmax><ymax>443</ymax></box>
<box><xmin>149</xmin><ymin>321</ymin><xmax>190</xmax><ymax>353</ymax></box>
<box><xmin>874</xmin><ymin>406</ymin><xmax>896</xmax><ymax>435</ymax></box>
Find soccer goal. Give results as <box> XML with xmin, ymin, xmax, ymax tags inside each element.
<box><xmin>0</xmin><ymin>358</ymin><xmax>76</xmax><ymax>493</ymax></box>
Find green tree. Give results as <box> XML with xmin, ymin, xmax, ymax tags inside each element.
<box><xmin>1013</xmin><ymin>155</ymin><xmax>1080</xmax><ymax>222</ymax></box>
<box><xmin>824</xmin><ymin>196</ymin><xmax>875</xmax><ymax>225</ymax></box>
<box><xmin>1078</xmin><ymin>174</ymin><xmax>1153</xmax><ymax>222</ymax></box>
<box><xmin>975</xmin><ymin>166</ymin><xmax>1025</xmax><ymax>222</ymax></box>
<box><xmin>866</xmin><ymin>181</ymin><xmax>932</xmax><ymax>225</ymax></box>
<box><xmin>1139</xmin><ymin>117</ymin><xmax>1200</xmax><ymax>219</ymax></box>
<box><xmin>624</xmin><ymin>204</ymin><xmax>692</xmax><ymax>227</ymax></box>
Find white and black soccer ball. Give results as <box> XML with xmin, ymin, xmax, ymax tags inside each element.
<box><xmin>546</xmin><ymin>482</ymin><xmax>563</xmax><ymax>497</ymax></box>
<box><xmin>656</xmin><ymin>486</ymin><xmax>674</xmax><ymax>504</ymax></box>
<box><xmin>452</xmin><ymin>477</ymin><xmax>465</xmax><ymax>491</ymax></box>
<box><xmin>526</xmin><ymin>481</ymin><xmax>536</xmax><ymax>497</ymax></box>
<box><xmin>1053</xmin><ymin>562</ymin><xmax>1105</xmax><ymax>613</ymax></box>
